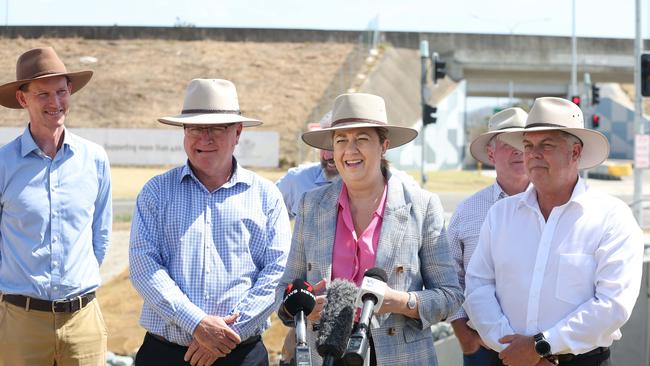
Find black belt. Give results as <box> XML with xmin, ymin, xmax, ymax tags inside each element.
<box><xmin>147</xmin><ymin>332</ymin><xmax>261</xmax><ymax>348</ymax></box>
<box><xmin>1</xmin><ymin>292</ymin><xmax>96</xmax><ymax>313</ymax></box>
<box><xmin>556</xmin><ymin>346</ymin><xmax>609</xmax><ymax>363</ymax></box>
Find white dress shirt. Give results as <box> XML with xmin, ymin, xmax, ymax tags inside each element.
<box><xmin>464</xmin><ymin>178</ymin><xmax>643</xmax><ymax>355</ymax></box>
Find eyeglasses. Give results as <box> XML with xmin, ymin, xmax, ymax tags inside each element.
<box><xmin>184</xmin><ymin>124</ymin><xmax>235</xmax><ymax>137</ymax></box>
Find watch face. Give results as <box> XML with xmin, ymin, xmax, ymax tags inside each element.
<box><xmin>535</xmin><ymin>340</ymin><xmax>551</xmax><ymax>356</ymax></box>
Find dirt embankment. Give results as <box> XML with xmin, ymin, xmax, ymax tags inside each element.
<box><xmin>0</xmin><ymin>37</ymin><xmax>353</xmax><ymax>166</ymax></box>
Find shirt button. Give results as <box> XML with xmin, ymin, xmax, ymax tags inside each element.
<box><xmin>52</xmin><ymin>237</ymin><xmax>57</xmax><ymax>243</ymax></box>
<box><xmin>53</xmin><ymin>261</ymin><xmax>58</xmax><ymax>267</ymax></box>
<box><xmin>53</xmin><ymin>286</ymin><xmax>58</xmax><ymax>291</ymax></box>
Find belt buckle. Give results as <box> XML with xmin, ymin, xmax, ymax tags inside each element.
<box><xmin>51</xmin><ymin>299</ymin><xmax>62</xmax><ymax>312</ymax></box>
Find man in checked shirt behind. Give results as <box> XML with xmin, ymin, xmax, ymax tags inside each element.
<box><xmin>129</xmin><ymin>79</ymin><xmax>291</xmax><ymax>366</ymax></box>
<box><xmin>448</xmin><ymin>107</ymin><xmax>529</xmax><ymax>365</ymax></box>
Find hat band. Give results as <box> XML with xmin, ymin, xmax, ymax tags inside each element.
<box><xmin>525</xmin><ymin>123</ymin><xmax>565</xmax><ymax>129</ymax></box>
<box><xmin>331</xmin><ymin>118</ymin><xmax>386</xmax><ymax>127</ymax></box>
<box><xmin>181</xmin><ymin>109</ymin><xmax>241</xmax><ymax>115</ymax></box>
<box><xmin>497</xmin><ymin>126</ymin><xmax>523</xmax><ymax>131</ymax></box>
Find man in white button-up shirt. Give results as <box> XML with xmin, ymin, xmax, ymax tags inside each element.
<box><xmin>464</xmin><ymin>97</ymin><xmax>643</xmax><ymax>366</ymax></box>
<box><xmin>448</xmin><ymin>107</ymin><xmax>529</xmax><ymax>366</ymax></box>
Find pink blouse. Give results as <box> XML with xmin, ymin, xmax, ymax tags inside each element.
<box><xmin>331</xmin><ymin>183</ymin><xmax>388</xmax><ymax>286</ymax></box>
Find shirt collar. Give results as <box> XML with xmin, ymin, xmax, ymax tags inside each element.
<box><xmin>180</xmin><ymin>156</ymin><xmax>253</xmax><ymax>189</ymax></box>
<box><xmin>20</xmin><ymin>125</ymin><xmax>76</xmax><ymax>157</ymax></box>
<box><xmin>316</xmin><ymin>166</ymin><xmax>335</xmax><ymax>184</ymax></box>
<box><xmin>518</xmin><ymin>176</ymin><xmax>587</xmax><ymax>210</ymax></box>
<box><xmin>492</xmin><ymin>181</ymin><xmax>508</xmax><ymax>202</ymax></box>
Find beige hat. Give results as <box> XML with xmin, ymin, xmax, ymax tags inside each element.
<box><xmin>158</xmin><ymin>79</ymin><xmax>262</xmax><ymax>127</ymax></box>
<box><xmin>500</xmin><ymin>97</ymin><xmax>609</xmax><ymax>169</ymax></box>
<box><xmin>0</xmin><ymin>47</ymin><xmax>93</xmax><ymax>109</ymax></box>
<box><xmin>302</xmin><ymin>93</ymin><xmax>418</xmax><ymax>150</ymax></box>
<box><xmin>470</xmin><ymin>107</ymin><xmax>527</xmax><ymax>165</ymax></box>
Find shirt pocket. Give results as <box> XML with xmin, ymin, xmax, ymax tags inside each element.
<box><xmin>555</xmin><ymin>253</ymin><xmax>596</xmax><ymax>305</ymax></box>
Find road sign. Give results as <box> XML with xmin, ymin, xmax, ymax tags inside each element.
<box><xmin>634</xmin><ymin>134</ymin><xmax>650</xmax><ymax>169</ymax></box>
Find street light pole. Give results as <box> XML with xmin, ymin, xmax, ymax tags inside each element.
<box><xmin>419</xmin><ymin>40</ymin><xmax>429</xmax><ymax>186</ymax></box>
<box><xmin>571</xmin><ymin>0</ymin><xmax>578</xmax><ymax>96</ymax></box>
<box><xmin>633</xmin><ymin>0</ymin><xmax>644</xmax><ymax>224</ymax></box>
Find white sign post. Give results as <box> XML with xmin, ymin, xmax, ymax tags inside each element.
<box><xmin>634</xmin><ymin>134</ymin><xmax>650</xmax><ymax>169</ymax></box>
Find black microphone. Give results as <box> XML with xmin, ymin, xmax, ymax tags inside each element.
<box><xmin>343</xmin><ymin>267</ymin><xmax>388</xmax><ymax>366</ymax></box>
<box><xmin>283</xmin><ymin>279</ymin><xmax>316</xmax><ymax>366</ymax></box>
<box><xmin>316</xmin><ymin>279</ymin><xmax>358</xmax><ymax>366</ymax></box>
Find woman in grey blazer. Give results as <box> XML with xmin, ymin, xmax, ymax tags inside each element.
<box><xmin>277</xmin><ymin>93</ymin><xmax>463</xmax><ymax>366</ymax></box>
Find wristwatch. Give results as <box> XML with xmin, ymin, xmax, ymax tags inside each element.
<box><xmin>533</xmin><ymin>332</ymin><xmax>552</xmax><ymax>358</ymax></box>
<box><xmin>406</xmin><ymin>292</ymin><xmax>418</xmax><ymax>310</ymax></box>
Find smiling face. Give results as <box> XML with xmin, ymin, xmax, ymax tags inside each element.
<box><xmin>319</xmin><ymin>149</ymin><xmax>338</xmax><ymax>178</ymax></box>
<box><xmin>183</xmin><ymin>123</ymin><xmax>242</xmax><ymax>181</ymax></box>
<box><xmin>332</xmin><ymin>127</ymin><xmax>389</xmax><ymax>188</ymax></box>
<box><xmin>522</xmin><ymin>130</ymin><xmax>582</xmax><ymax>191</ymax></box>
<box><xmin>16</xmin><ymin>76</ymin><xmax>71</xmax><ymax>134</ymax></box>
<box><xmin>487</xmin><ymin>135</ymin><xmax>527</xmax><ymax>183</ymax></box>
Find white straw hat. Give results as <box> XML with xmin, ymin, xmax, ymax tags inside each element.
<box><xmin>499</xmin><ymin>97</ymin><xmax>609</xmax><ymax>169</ymax></box>
<box><xmin>158</xmin><ymin>79</ymin><xmax>261</xmax><ymax>127</ymax></box>
<box><xmin>470</xmin><ymin>107</ymin><xmax>527</xmax><ymax>165</ymax></box>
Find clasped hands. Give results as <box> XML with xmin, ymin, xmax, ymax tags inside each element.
<box><xmin>184</xmin><ymin>313</ymin><xmax>241</xmax><ymax>366</ymax></box>
<box><xmin>498</xmin><ymin>334</ymin><xmax>555</xmax><ymax>366</ymax></box>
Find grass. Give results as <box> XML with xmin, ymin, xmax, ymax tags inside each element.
<box><xmin>111</xmin><ymin>166</ymin><xmax>493</xmax><ymax>200</ymax></box>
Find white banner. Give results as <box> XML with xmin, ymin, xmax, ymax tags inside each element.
<box><xmin>0</xmin><ymin>127</ymin><xmax>279</xmax><ymax>167</ymax></box>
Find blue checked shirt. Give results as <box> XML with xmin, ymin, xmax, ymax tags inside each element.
<box><xmin>0</xmin><ymin>127</ymin><xmax>112</xmax><ymax>300</ymax></box>
<box><xmin>129</xmin><ymin>159</ymin><xmax>291</xmax><ymax>345</ymax></box>
<box><xmin>275</xmin><ymin>162</ymin><xmax>332</xmax><ymax>218</ymax></box>
<box><xmin>447</xmin><ymin>182</ymin><xmax>507</xmax><ymax>322</ymax></box>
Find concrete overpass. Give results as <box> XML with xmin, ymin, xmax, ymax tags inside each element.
<box><xmin>3</xmin><ymin>26</ymin><xmax>645</xmax><ymax>98</ymax></box>
<box><xmin>383</xmin><ymin>32</ymin><xmax>647</xmax><ymax>98</ymax></box>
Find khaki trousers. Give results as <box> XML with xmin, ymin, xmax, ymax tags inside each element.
<box><xmin>0</xmin><ymin>297</ymin><xmax>107</xmax><ymax>366</ymax></box>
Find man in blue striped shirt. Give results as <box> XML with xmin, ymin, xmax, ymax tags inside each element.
<box><xmin>130</xmin><ymin>79</ymin><xmax>291</xmax><ymax>366</ymax></box>
<box><xmin>0</xmin><ymin>48</ymin><xmax>112</xmax><ymax>366</ymax></box>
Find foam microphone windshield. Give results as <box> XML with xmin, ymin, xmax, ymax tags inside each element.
<box><xmin>316</xmin><ymin>279</ymin><xmax>358</xmax><ymax>362</ymax></box>
<box><xmin>364</xmin><ymin>267</ymin><xmax>388</xmax><ymax>282</ymax></box>
<box><xmin>283</xmin><ymin>279</ymin><xmax>316</xmax><ymax>316</ymax></box>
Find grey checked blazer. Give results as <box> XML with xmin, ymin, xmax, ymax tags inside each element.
<box><xmin>277</xmin><ymin>173</ymin><xmax>463</xmax><ymax>366</ymax></box>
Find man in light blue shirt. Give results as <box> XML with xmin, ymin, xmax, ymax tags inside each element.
<box><xmin>0</xmin><ymin>47</ymin><xmax>112</xmax><ymax>366</ymax></box>
<box><xmin>130</xmin><ymin>78</ymin><xmax>291</xmax><ymax>366</ymax></box>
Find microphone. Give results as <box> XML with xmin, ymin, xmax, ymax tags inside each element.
<box><xmin>283</xmin><ymin>279</ymin><xmax>316</xmax><ymax>366</ymax></box>
<box><xmin>316</xmin><ymin>279</ymin><xmax>358</xmax><ymax>366</ymax></box>
<box><xmin>343</xmin><ymin>267</ymin><xmax>388</xmax><ymax>366</ymax></box>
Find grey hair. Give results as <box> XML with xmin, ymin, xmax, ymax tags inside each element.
<box><xmin>559</xmin><ymin>131</ymin><xmax>583</xmax><ymax>148</ymax></box>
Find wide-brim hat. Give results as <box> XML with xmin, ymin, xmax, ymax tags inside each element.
<box><xmin>158</xmin><ymin>79</ymin><xmax>262</xmax><ymax>127</ymax></box>
<box><xmin>470</xmin><ymin>107</ymin><xmax>527</xmax><ymax>165</ymax></box>
<box><xmin>500</xmin><ymin>97</ymin><xmax>609</xmax><ymax>169</ymax></box>
<box><xmin>0</xmin><ymin>47</ymin><xmax>93</xmax><ymax>109</ymax></box>
<box><xmin>302</xmin><ymin>93</ymin><xmax>418</xmax><ymax>150</ymax></box>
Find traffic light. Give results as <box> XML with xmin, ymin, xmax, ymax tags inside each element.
<box><xmin>423</xmin><ymin>104</ymin><xmax>437</xmax><ymax>125</ymax></box>
<box><xmin>591</xmin><ymin>85</ymin><xmax>600</xmax><ymax>105</ymax></box>
<box><xmin>642</xmin><ymin>53</ymin><xmax>650</xmax><ymax>97</ymax></box>
<box><xmin>571</xmin><ymin>95</ymin><xmax>581</xmax><ymax>107</ymax></box>
<box><xmin>433</xmin><ymin>53</ymin><xmax>446</xmax><ymax>84</ymax></box>
<box><xmin>591</xmin><ymin>114</ymin><xmax>600</xmax><ymax>129</ymax></box>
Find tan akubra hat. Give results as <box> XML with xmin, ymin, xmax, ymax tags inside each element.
<box><xmin>302</xmin><ymin>93</ymin><xmax>417</xmax><ymax>151</ymax></box>
<box><xmin>0</xmin><ymin>47</ymin><xmax>93</xmax><ymax>109</ymax></box>
<box><xmin>470</xmin><ymin>107</ymin><xmax>527</xmax><ymax>165</ymax></box>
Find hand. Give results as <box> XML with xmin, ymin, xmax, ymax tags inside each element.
<box><xmin>191</xmin><ymin>314</ymin><xmax>241</xmax><ymax>356</ymax></box>
<box><xmin>498</xmin><ymin>334</ymin><xmax>539</xmax><ymax>366</ymax></box>
<box><xmin>377</xmin><ymin>287</ymin><xmax>409</xmax><ymax>316</ymax></box>
<box><xmin>306</xmin><ymin>279</ymin><xmax>327</xmax><ymax>322</ymax></box>
<box><xmin>184</xmin><ymin>340</ymin><xmax>221</xmax><ymax>366</ymax></box>
<box><xmin>535</xmin><ymin>358</ymin><xmax>556</xmax><ymax>366</ymax></box>
<box><xmin>451</xmin><ymin>318</ymin><xmax>486</xmax><ymax>354</ymax></box>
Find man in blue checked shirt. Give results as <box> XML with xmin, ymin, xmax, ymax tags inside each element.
<box><xmin>0</xmin><ymin>47</ymin><xmax>112</xmax><ymax>366</ymax></box>
<box><xmin>129</xmin><ymin>78</ymin><xmax>291</xmax><ymax>366</ymax></box>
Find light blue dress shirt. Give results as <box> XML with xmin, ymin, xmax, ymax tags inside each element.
<box><xmin>129</xmin><ymin>159</ymin><xmax>291</xmax><ymax>345</ymax></box>
<box><xmin>0</xmin><ymin>127</ymin><xmax>112</xmax><ymax>301</ymax></box>
<box><xmin>275</xmin><ymin>162</ymin><xmax>333</xmax><ymax>218</ymax></box>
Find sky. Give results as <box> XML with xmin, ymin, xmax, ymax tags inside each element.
<box><xmin>4</xmin><ymin>0</ymin><xmax>649</xmax><ymax>39</ymax></box>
